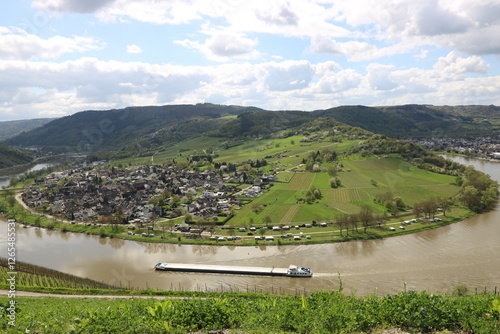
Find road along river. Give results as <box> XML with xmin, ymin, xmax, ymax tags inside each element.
<box><xmin>1</xmin><ymin>156</ymin><xmax>499</xmax><ymax>296</ymax></box>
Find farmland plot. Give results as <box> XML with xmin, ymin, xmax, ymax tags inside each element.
<box><xmin>331</xmin><ymin>202</ymin><xmax>363</xmax><ymax>214</ymax></box>
<box><xmin>329</xmin><ymin>188</ymin><xmax>371</xmax><ymax>202</ymax></box>
<box><xmin>338</xmin><ymin>171</ymin><xmax>372</xmax><ymax>188</ymax></box>
<box><xmin>312</xmin><ymin>172</ymin><xmax>331</xmax><ymax>189</ymax></box>
<box><xmin>288</xmin><ymin>172</ymin><xmax>315</xmax><ymax>190</ymax></box>
<box><xmin>279</xmin><ymin>204</ymin><xmax>300</xmax><ymax>224</ymax></box>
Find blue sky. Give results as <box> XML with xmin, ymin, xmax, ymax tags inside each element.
<box><xmin>0</xmin><ymin>0</ymin><xmax>499</xmax><ymax>121</ymax></box>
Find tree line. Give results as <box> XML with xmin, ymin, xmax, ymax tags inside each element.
<box><xmin>458</xmin><ymin>166</ymin><xmax>499</xmax><ymax>213</ymax></box>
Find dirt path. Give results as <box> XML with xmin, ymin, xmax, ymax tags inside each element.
<box><xmin>0</xmin><ymin>289</ymin><xmax>167</xmax><ymax>299</ymax></box>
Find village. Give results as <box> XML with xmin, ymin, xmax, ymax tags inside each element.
<box><xmin>21</xmin><ymin>161</ymin><xmax>276</xmax><ymax>228</ymax></box>
<box><xmin>409</xmin><ymin>135</ymin><xmax>500</xmax><ymax>159</ymax></box>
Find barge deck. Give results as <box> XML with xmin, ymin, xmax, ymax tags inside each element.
<box><xmin>154</xmin><ymin>263</ymin><xmax>312</xmax><ymax>277</ymax></box>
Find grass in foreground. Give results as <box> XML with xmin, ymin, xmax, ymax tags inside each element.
<box><xmin>1</xmin><ymin>290</ymin><xmax>499</xmax><ymax>333</ymax></box>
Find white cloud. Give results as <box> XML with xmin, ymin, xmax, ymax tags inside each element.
<box><xmin>33</xmin><ymin>0</ymin><xmax>204</xmax><ymax>24</ymax></box>
<box><xmin>366</xmin><ymin>63</ymin><xmax>397</xmax><ymax>91</ymax></box>
<box><xmin>315</xmin><ymin>69</ymin><xmax>363</xmax><ymax>93</ymax></box>
<box><xmin>310</xmin><ymin>36</ymin><xmax>374</xmax><ymax>57</ymax></box>
<box><xmin>263</xmin><ymin>60</ymin><xmax>315</xmax><ymax>91</ymax></box>
<box><xmin>32</xmin><ymin>0</ymin><xmax>116</xmax><ymax>14</ymax></box>
<box><xmin>410</xmin><ymin>0</ymin><xmax>471</xmax><ymax>36</ymax></box>
<box><xmin>433</xmin><ymin>51</ymin><xmax>489</xmax><ymax>81</ymax></box>
<box><xmin>331</xmin><ymin>0</ymin><xmax>500</xmax><ymax>56</ymax></box>
<box><xmin>0</xmin><ymin>57</ymin><xmax>212</xmax><ymax>118</ymax></box>
<box><xmin>175</xmin><ymin>30</ymin><xmax>260</xmax><ymax>62</ymax></box>
<box><xmin>255</xmin><ymin>2</ymin><xmax>299</xmax><ymax>26</ymax></box>
<box><xmin>446</xmin><ymin>25</ymin><xmax>500</xmax><ymax>55</ymax></box>
<box><xmin>33</xmin><ymin>0</ymin><xmax>350</xmax><ymax>38</ymax></box>
<box><xmin>0</xmin><ymin>53</ymin><xmax>498</xmax><ymax>120</ymax></box>
<box><xmin>126</xmin><ymin>44</ymin><xmax>142</xmax><ymax>54</ymax></box>
<box><xmin>0</xmin><ymin>26</ymin><xmax>104</xmax><ymax>60</ymax></box>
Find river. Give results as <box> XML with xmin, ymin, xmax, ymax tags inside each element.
<box><xmin>1</xmin><ymin>156</ymin><xmax>499</xmax><ymax>295</ymax></box>
<box><xmin>0</xmin><ymin>163</ymin><xmax>54</xmax><ymax>188</ymax></box>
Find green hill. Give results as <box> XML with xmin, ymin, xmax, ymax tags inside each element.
<box><xmin>0</xmin><ymin>118</ymin><xmax>56</xmax><ymax>141</ymax></box>
<box><xmin>315</xmin><ymin>104</ymin><xmax>485</xmax><ymax>138</ymax></box>
<box><xmin>4</xmin><ymin>103</ymin><xmax>499</xmax><ymax>159</ymax></box>
<box><xmin>0</xmin><ymin>144</ymin><xmax>32</xmax><ymax>168</ymax></box>
<box><xmin>3</xmin><ymin>104</ymin><xmax>257</xmax><ymax>150</ymax></box>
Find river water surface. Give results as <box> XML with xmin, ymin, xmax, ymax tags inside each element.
<box><xmin>1</xmin><ymin>156</ymin><xmax>499</xmax><ymax>295</ymax></box>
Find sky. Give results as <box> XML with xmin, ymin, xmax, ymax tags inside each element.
<box><xmin>0</xmin><ymin>0</ymin><xmax>499</xmax><ymax>121</ymax></box>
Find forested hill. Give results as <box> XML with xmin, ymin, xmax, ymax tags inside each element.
<box><xmin>217</xmin><ymin>104</ymin><xmax>498</xmax><ymax>139</ymax></box>
<box><xmin>0</xmin><ymin>118</ymin><xmax>56</xmax><ymax>141</ymax></box>
<box><xmin>4</xmin><ymin>104</ymin><xmax>498</xmax><ymax>152</ymax></box>
<box><xmin>315</xmin><ymin>104</ymin><xmax>497</xmax><ymax>138</ymax></box>
<box><xmin>0</xmin><ymin>144</ymin><xmax>32</xmax><ymax>168</ymax></box>
<box><xmin>3</xmin><ymin>104</ymin><xmax>257</xmax><ymax>150</ymax></box>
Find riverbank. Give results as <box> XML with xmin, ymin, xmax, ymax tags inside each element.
<box><xmin>2</xmin><ymin>190</ymin><xmax>475</xmax><ymax>246</ymax></box>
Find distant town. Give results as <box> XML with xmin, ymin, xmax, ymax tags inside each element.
<box><xmin>21</xmin><ymin>161</ymin><xmax>275</xmax><ymax>226</ymax></box>
<box><xmin>408</xmin><ymin>135</ymin><xmax>500</xmax><ymax>160</ymax></box>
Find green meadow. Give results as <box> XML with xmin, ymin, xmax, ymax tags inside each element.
<box><xmin>86</xmin><ymin>132</ymin><xmax>465</xmax><ymax>234</ymax></box>
<box><xmin>229</xmin><ymin>156</ymin><xmax>460</xmax><ymax>226</ymax></box>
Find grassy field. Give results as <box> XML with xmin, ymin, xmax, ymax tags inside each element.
<box><xmin>228</xmin><ymin>157</ymin><xmax>461</xmax><ymax>226</ymax></box>
<box><xmin>1</xmin><ymin>290</ymin><xmax>498</xmax><ymax>333</ymax></box>
<box><xmin>112</xmin><ymin>136</ymin><xmax>223</xmax><ymax>166</ymax></box>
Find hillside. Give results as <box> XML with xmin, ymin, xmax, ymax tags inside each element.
<box><xmin>0</xmin><ymin>118</ymin><xmax>56</xmax><ymax>141</ymax></box>
<box><xmin>0</xmin><ymin>144</ymin><xmax>32</xmax><ymax>168</ymax></box>
<box><xmin>432</xmin><ymin>104</ymin><xmax>500</xmax><ymax>121</ymax></box>
<box><xmin>315</xmin><ymin>104</ymin><xmax>493</xmax><ymax>138</ymax></box>
<box><xmin>3</xmin><ymin>103</ymin><xmax>257</xmax><ymax>150</ymax></box>
<box><xmin>12</xmin><ymin>114</ymin><xmax>495</xmax><ymax>246</ymax></box>
<box><xmin>1</xmin><ymin>290</ymin><xmax>498</xmax><ymax>333</ymax></box>
<box><xmin>5</xmin><ymin>104</ymin><xmax>499</xmax><ymax>155</ymax></box>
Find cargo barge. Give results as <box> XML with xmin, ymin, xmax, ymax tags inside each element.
<box><xmin>154</xmin><ymin>262</ymin><xmax>312</xmax><ymax>277</ymax></box>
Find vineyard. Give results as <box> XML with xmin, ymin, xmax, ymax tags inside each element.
<box><xmin>288</xmin><ymin>172</ymin><xmax>315</xmax><ymax>190</ymax></box>
<box><xmin>0</xmin><ymin>258</ymin><xmax>121</xmax><ymax>290</ymax></box>
<box><xmin>228</xmin><ymin>156</ymin><xmax>462</xmax><ymax>226</ymax></box>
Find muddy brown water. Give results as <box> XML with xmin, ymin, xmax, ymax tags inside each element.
<box><xmin>1</xmin><ymin>156</ymin><xmax>499</xmax><ymax>295</ymax></box>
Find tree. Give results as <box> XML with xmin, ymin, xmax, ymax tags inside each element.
<box><xmin>170</xmin><ymin>195</ymin><xmax>181</xmax><ymax>208</ymax></box>
<box><xmin>412</xmin><ymin>202</ymin><xmax>424</xmax><ymax>218</ymax></box>
<box><xmin>158</xmin><ymin>220</ymin><xmax>169</xmax><ymax>238</ymax></box>
<box><xmin>378</xmin><ymin>211</ymin><xmax>389</xmax><ymax>227</ymax></box>
<box><xmin>246</xmin><ymin>217</ymin><xmax>254</xmax><ymax>230</ymax></box>
<box><xmin>7</xmin><ymin>196</ymin><xmax>16</xmax><ymax>207</ymax></box>
<box><xmin>439</xmin><ymin>198</ymin><xmax>452</xmax><ymax>216</ymax></box>
<box><xmin>422</xmin><ymin>199</ymin><xmax>438</xmax><ymax>219</ymax></box>
<box><xmin>330</xmin><ymin>177</ymin><xmax>341</xmax><ymax>188</ymax></box>
<box><xmin>385</xmin><ymin>201</ymin><xmax>399</xmax><ymax>217</ymax></box>
<box><xmin>480</xmin><ymin>185</ymin><xmax>498</xmax><ymax>212</ymax></box>
<box><xmin>251</xmin><ymin>203</ymin><xmax>262</xmax><ymax>214</ymax></box>
<box><xmin>327</xmin><ymin>166</ymin><xmax>337</xmax><ymax>176</ymax></box>
<box><xmin>460</xmin><ymin>167</ymin><xmax>499</xmax><ymax>213</ymax></box>
<box><xmin>33</xmin><ymin>215</ymin><xmax>42</xmax><ymax>228</ymax></box>
<box><xmin>259</xmin><ymin>227</ymin><xmax>266</xmax><ymax>238</ymax></box>
<box><xmin>263</xmin><ymin>215</ymin><xmax>272</xmax><ymax>227</ymax></box>
<box><xmin>149</xmin><ymin>212</ymin><xmax>158</xmax><ymax>232</ymax></box>
<box><xmin>358</xmin><ymin>205</ymin><xmax>374</xmax><ymax>233</ymax></box>
<box><xmin>348</xmin><ymin>213</ymin><xmax>359</xmax><ymax>233</ymax></box>
<box><xmin>395</xmin><ymin>197</ymin><xmax>406</xmax><ymax>210</ymax></box>
<box><xmin>336</xmin><ymin>214</ymin><xmax>348</xmax><ymax>236</ymax></box>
